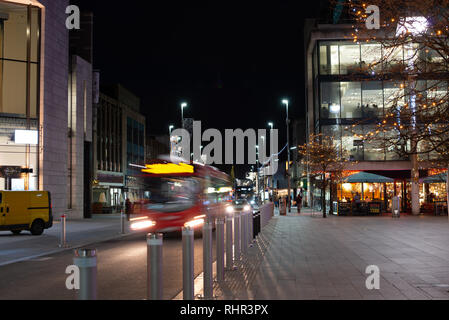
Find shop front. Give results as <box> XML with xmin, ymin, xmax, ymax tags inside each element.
<box><xmin>334</xmin><ymin>170</ymin><xmax>448</xmax><ymax>216</ymax></box>
<box><xmin>92</xmin><ymin>172</ymin><xmax>124</xmax><ymax>214</ymax></box>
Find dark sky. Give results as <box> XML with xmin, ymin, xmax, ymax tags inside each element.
<box><xmin>72</xmin><ymin>0</ymin><xmax>328</xmax><ymax>177</ymax></box>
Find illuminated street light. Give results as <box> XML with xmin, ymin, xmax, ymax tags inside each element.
<box><xmin>282</xmin><ymin>99</ymin><xmax>291</xmax><ymax>213</ymax></box>
<box><xmin>181</xmin><ymin>102</ymin><xmax>188</xmax><ymax>128</ymax></box>
<box><xmin>169</xmin><ymin>125</ymin><xmax>174</xmax><ymax>135</ymax></box>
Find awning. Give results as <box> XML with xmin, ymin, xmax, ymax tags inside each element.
<box><xmin>344</xmin><ymin>172</ymin><xmax>394</xmax><ymax>183</ymax></box>
<box><xmin>422</xmin><ymin>172</ymin><xmax>447</xmax><ymax>184</ymax></box>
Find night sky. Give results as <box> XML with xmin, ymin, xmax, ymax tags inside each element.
<box><xmin>72</xmin><ymin>0</ymin><xmax>328</xmax><ymax>177</ymax></box>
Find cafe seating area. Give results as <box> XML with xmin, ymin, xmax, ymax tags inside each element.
<box><xmin>336</xmin><ymin>201</ymin><xmax>384</xmax><ymax>216</ymax></box>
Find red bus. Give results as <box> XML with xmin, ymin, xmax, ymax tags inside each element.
<box><xmin>129</xmin><ymin>157</ymin><xmax>232</xmax><ymax>233</ymax></box>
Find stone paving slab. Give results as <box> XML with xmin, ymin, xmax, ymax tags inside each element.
<box><xmin>210</xmin><ymin>208</ymin><xmax>449</xmax><ymax>300</ymax></box>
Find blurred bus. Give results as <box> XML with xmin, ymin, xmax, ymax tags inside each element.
<box><xmin>129</xmin><ymin>157</ymin><xmax>232</xmax><ymax>233</ymax></box>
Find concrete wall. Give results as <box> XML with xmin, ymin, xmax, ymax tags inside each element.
<box><xmin>39</xmin><ymin>0</ymin><xmax>70</xmax><ymax>218</ymax></box>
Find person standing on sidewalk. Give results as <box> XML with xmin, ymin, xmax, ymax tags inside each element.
<box><xmin>296</xmin><ymin>192</ymin><xmax>303</xmax><ymax>214</ymax></box>
<box><xmin>125</xmin><ymin>198</ymin><xmax>133</xmax><ymax>221</ymax></box>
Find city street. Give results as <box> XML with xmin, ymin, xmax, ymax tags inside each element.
<box><xmin>0</xmin><ymin>232</ymin><xmax>215</xmax><ymax>300</ymax></box>
<box><xmin>1</xmin><ymin>0</ymin><xmax>449</xmax><ymax>308</ymax></box>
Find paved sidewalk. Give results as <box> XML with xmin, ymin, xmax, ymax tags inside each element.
<box><xmin>208</xmin><ymin>208</ymin><xmax>449</xmax><ymax>300</ymax></box>
<box><xmin>0</xmin><ymin>214</ymin><xmax>130</xmax><ymax>266</ymax></box>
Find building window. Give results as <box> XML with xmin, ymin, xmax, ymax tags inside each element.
<box><xmin>363</xmin><ymin>125</ymin><xmax>385</xmax><ymax>161</ymax></box>
<box><xmin>361</xmin><ymin>43</ymin><xmax>382</xmax><ymax>74</ymax></box>
<box><xmin>322</xmin><ymin>125</ymin><xmax>341</xmax><ymax>155</ymax></box>
<box><xmin>319</xmin><ymin>42</ymin><xmax>339</xmax><ymax>75</ymax></box>
<box><xmin>342</xmin><ymin>126</ymin><xmax>364</xmax><ymax>161</ymax></box>
<box><xmin>320</xmin><ymin>82</ymin><xmax>340</xmax><ymax>119</ymax></box>
<box><xmin>362</xmin><ymin>81</ymin><xmax>383</xmax><ymax>118</ymax></box>
<box><xmin>340</xmin><ymin>82</ymin><xmax>362</xmax><ymax>119</ymax></box>
<box><xmin>339</xmin><ymin>44</ymin><xmax>360</xmax><ymax>75</ymax></box>
<box><xmin>384</xmin><ymin>81</ymin><xmax>405</xmax><ymax>110</ymax></box>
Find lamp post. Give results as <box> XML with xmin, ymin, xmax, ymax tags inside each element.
<box><xmin>268</xmin><ymin>123</ymin><xmax>274</xmax><ymax>199</ymax></box>
<box><xmin>169</xmin><ymin>125</ymin><xmax>174</xmax><ymax>135</ymax></box>
<box><xmin>261</xmin><ymin>136</ymin><xmax>266</xmax><ymax>203</ymax></box>
<box><xmin>181</xmin><ymin>103</ymin><xmax>188</xmax><ymax>129</ymax></box>
<box><xmin>282</xmin><ymin>99</ymin><xmax>291</xmax><ymax>213</ymax></box>
<box><xmin>256</xmin><ymin>145</ymin><xmax>260</xmax><ymax>202</ymax></box>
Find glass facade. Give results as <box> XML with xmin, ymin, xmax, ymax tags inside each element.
<box><xmin>0</xmin><ymin>2</ymin><xmax>41</xmax><ymax>190</ymax></box>
<box><xmin>314</xmin><ymin>40</ymin><xmax>447</xmax><ymax>162</ymax></box>
<box><xmin>320</xmin><ymin>80</ymin><xmax>407</xmax><ymax>120</ymax></box>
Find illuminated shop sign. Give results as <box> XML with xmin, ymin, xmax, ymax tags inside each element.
<box><xmin>14</xmin><ymin>130</ymin><xmax>38</xmax><ymax>145</ymax></box>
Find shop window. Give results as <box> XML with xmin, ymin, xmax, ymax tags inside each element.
<box><xmin>320</xmin><ymin>82</ymin><xmax>340</xmax><ymax>119</ymax></box>
<box><xmin>340</xmin><ymin>82</ymin><xmax>362</xmax><ymax>119</ymax></box>
<box><xmin>339</xmin><ymin>44</ymin><xmax>360</xmax><ymax>75</ymax></box>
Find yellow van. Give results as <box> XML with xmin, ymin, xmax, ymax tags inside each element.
<box><xmin>0</xmin><ymin>191</ymin><xmax>53</xmax><ymax>235</ymax></box>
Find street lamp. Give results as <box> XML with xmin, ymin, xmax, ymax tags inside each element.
<box><xmin>181</xmin><ymin>102</ymin><xmax>188</xmax><ymax>128</ymax></box>
<box><xmin>169</xmin><ymin>125</ymin><xmax>174</xmax><ymax>135</ymax></box>
<box><xmin>282</xmin><ymin>99</ymin><xmax>291</xmax><ymax>213</ymax></box>
<box><xmin>261</xmin><ymin>136</ymin><xmax>266</xmax><ymax>202</ymax></box>
<box><xmin>268</xmin><ymin>122</ymin><xmax>275</xmax><ymax>198</ymax></box>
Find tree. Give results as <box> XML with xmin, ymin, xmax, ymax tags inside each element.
<box><xmin>299</xmin><ymin>134</ymin><xmax>349</xmax><ymax>217</ymax></box>
<box><xmin>334</xmin><ymin>0</ymin><xmax>449</xmax><ymax>215</ymax></box>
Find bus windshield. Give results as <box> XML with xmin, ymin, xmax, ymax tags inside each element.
<box><xmin>142</xmin><ymin>177</ymin><xmax>200</xmax><ymax>212</ymax></box>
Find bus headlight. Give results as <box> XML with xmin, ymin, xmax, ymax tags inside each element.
<box><xmin>131</xmin><ymin>220</ymin><xmax>156</xmax><ymax>231</ymax></box>
<box><xmin>184</xmin><ymin>218</ymin><xmax>205</xmax><ymax>228</ymax></box>
<box><xmin>226</xmin><ymin>206</ymin><xmax>234</xmax><ymax>214</ymax></box>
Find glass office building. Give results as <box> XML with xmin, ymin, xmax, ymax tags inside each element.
<box><xmin>305</xmin><ymin>21</ymin><xmax>448</xmax><ymax>213</ymax></box>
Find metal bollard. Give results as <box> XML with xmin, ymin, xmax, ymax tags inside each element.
<box><xmin>182</xmin><ymin>227</ymin><xmax>195</xmax><ymax>300</ymax></box>
<box><xmin>233</xmin><ymin>213</ymin><xmax>241</xmax><ymax>262</ymax></box>
<box><xmin>120</xmin><ymin>211</ymin><xmax>126</xmax><ymax>234</ymax></box>
<box><xmin>147</xmin><ymin>233</ymin><xmax>163</xmax><ymax>300</ymax></box>
<box><xmin>59</xmin><ymin>215</ymin><xmax>68</xmax><ymax>248</ymax></box>
<box><xmin>216</xmin><ymin>218</ymin><xmax>225</xmax><ymax>282</ymax></box>
<box><xmin>241</xmin><ymin>212</ymin><xmax>247</xmax><ymax>254</ymax></box>
<box><xmin>225</xmin><ymin>216</ymin><xmax>235</xmax><ymax>270</ymax></box>
<box><xmin>249</xmin><ymin>212</ymin><xmax>254</xmax><ymax>246</ymax></box>
<box><xmin>202</xmin><ymin>222</ymin><xmax>213</xmax><ymax>299</ymax></box>
<box><xmin>246</xmin><ymin>212</ymin><xmax>251</xmax><ymax>247</ymax></box>
<box><xmin>74</xmin><ymin>248</ymin><xmax>97</xmax><ymax>300</ymax></box>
